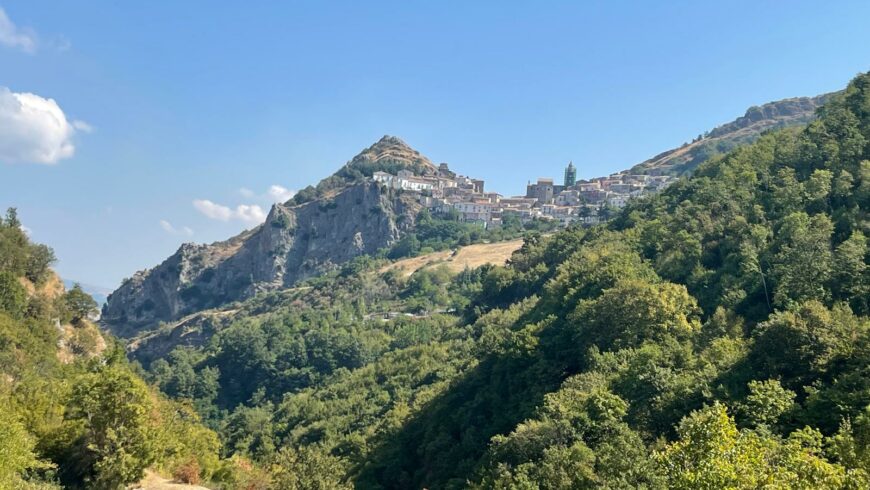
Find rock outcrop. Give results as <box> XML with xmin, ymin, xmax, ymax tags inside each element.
<box><xmin>630</xmin><ymin>93</ymin><xmax>834</xmax><ymax>176</ymax></box>
<box><xmin>102</xmin><ymin>136</ymin><xmax>429</xmax><ymax>336</ymax></box>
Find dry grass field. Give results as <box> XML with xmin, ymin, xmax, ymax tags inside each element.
<box><xmin>381</xmin><ymin>238</ymin><xmax>525</xmax><ymax>277</ymax></box>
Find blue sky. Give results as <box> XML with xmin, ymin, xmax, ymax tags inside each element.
<box><xmin>1</xmin><ymin>1</ymin><xmax>869</xmax><ymax>288</ymax></box>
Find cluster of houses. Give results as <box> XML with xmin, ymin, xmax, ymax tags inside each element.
<box><xmin>373</xmin><ymin>161</ymin><xmax>676</xmax><ymax>228</ymax></box>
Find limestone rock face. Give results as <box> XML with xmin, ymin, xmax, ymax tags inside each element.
<box><xmin>103</xmin><ymin>138</ymin><xmax>426</xmax><ymax>336</ymax></box>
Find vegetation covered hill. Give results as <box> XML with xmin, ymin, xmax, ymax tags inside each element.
<box><xmin>131</xmin><ymin>73</ymin><xmax>869</xmax><ymax>489</ymax></box>
<box><xmin>0</xmin><ymin>210</ymin><xmax>226</xmax><ymax>489</ymax></box>
<box><xmin>630</xmin><ymin>93</ymin><xmax>832</xmax><ymax>176</ymax></box>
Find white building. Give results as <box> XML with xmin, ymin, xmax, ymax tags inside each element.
<box><xmin>556</xmin><ymin>189</ymin><xmax>581</xmax><ymax>206</ymax></box>
<box><xmin>373</xmin><ymin>171</ymin><xmax>434</xmax><ymax>192</ymax></box>
<box><xmin>607</xmin><ymin>195</ymin><xmax>629</xmax><ymax>208</ymax></box>
<box><xmin>453</xmin><ymin>201</ymin><xmax>492</xmax><ymax>222</ymax></box>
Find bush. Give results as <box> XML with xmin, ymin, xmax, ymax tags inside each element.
<box><xmin>69</xmin><ymin>326</ymin><xmax>100</xmax><ymax>356</ymax></box>
<box><xmin>173</xmin><ymin>458</ymin><xmax>201</xmax><ymax>485</ymax></box>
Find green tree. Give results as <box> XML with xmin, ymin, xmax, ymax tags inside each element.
<box><xmin>570</xmin><ymin>279</ymin><xmax>701</xmax><ymax>351</ymax></box>
<box><xmin>737</xmin><ymin>379</ymin><xmax>795</xmax><ymax>428</ymax></box>
<box><xmin>833</xmin><ymin>231</ymin><xmax>868</xmax><ymax>314</ymax></box>
<box><xmin>0</xmin><ymin>271</ymin><xmax>27</xmax><ymax>318</ymax></box>
<box><xmin>829</xmin><ymin>405</ymin><xmax>870</xmax><ymax>480</ymax></box>
<box><xmin>805</xmin><ymin>169</ymin><xmax>833</xmax><ymax>211</ymax></box>
<box><xmin>771</xmin><ymin>213</ymin><xmax>834</xmax><ymax>306</ymax></box>
<box><xmin>750</xmin><ymin>301</ymin><xmax>862</xmax><ymax>392</ymax></box>
<box><xmin>0</xmin><ymin>403</ymin><xmax>52</xmax><ymax>488</ymax></box>
<box><xmin>64</xmin><ymin>284</ymin><xmax>98</xmax><ymax>324</ymax></box>
<box><xmin>657</xmin><ymin>403</ymin><xmax>850</xmax><ymax>489</ymax></box>
<box><xmin>25</xmin><ymin>244</ymin><xmax>56</xmax><ymax>285</ymax></box>
<box><xmin>63</xmin><ymin>365</ymin><xmax>158</xmax><ymax>489</ymax></box>
<box><xmin>268</xmin><ymin>446</ymin><xmax>351</xmax><ymax>490</ymax></box>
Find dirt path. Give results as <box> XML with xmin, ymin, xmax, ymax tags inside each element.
<box><xmin>131</xmin><ymin>471</ymin><xmax>212</xmax><ymax>490</ymax></box>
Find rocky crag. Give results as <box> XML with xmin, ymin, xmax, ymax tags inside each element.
<box><xmin>631</xmin><ymin>93</ymin><xmax>833</xmax><ymax>176</ymax></box>
<box><xmin>102</xmin><ymin>136</ymin><xmax>432</xmax><ymax>336</ymax></box>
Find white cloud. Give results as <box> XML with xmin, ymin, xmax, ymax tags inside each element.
<box><xmin>235</xmin><ymin>204</ymin><xmax>266</xmax><ymax>223</ymax></box>
<box><xmin>0</xmin><ymin>8</ymin><xmax>37</xmax><ymax>53</ymax></box>
<box><xmin>0</xmin><ymin>86</ymin><xmax>88</xmax><ymax>164</ymax></box>
<box><xmin>193</xmin><ymin>199</ymin><xmax>233</xmax><ymax>221</ymax></box>
<box><xmin>72</xmin><ymin>120</ymin><xmax>93</xmax><ymax>133</ymax></box>
<box><xmin>193</xmin><ymin>199</ymin><xmax>266</xmax><ymax>224</ymax></box>
<box><xmin>267</xmin><ymin>185</ymin><xmax>295</xmax><ymax>202</ymax></box>
<box><xmin>159</xmin><ymin>219</ymin><xmax>193</xmax><ymax>236</ymax></box>
<box><xmin>238</xmin><ymin>185</ymin><xmax>296</xmax><ymax>203</ymax></box>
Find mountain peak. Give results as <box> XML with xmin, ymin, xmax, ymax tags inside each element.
<box><xmin>351</xmin><ymin>135</ymin><xmax>436</xmax><ymax>172</ymax></box>
<box><xmin>375</xmin><ymin>134</ymin><xmax>409</xmax><ymax>146</ymax></box>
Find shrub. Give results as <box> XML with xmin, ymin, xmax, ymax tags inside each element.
<box><xmin>173</xmin><ymin>458</ymin><xmax>201</xmax><ymax>485</ymax></box>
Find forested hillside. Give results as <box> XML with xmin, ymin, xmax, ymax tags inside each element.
<box><xmin>131</xmin><ymin>73</ymin><xmax>870</xmax><ymax>489</ymax></box>
<box><xmin>0</xmin><ymin>210</ymin><xmax>223</xmax><ymax>489</ymax></box>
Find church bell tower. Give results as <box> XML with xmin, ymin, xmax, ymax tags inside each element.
<box><xmin>564</xmin><ymin>161</ymin><xmax>576</xmax><ymax>187</ymax></box>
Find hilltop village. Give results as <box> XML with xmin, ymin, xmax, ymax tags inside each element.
<box><xmin>373</xmin><ymin>161</ymin><xmax>677</xmax><ymax>227</ymax></box>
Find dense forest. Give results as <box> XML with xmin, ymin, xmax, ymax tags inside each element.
<box><xmin>2</xmin><ymin>71</ymin><xmax>869</xmax><ymax>489</ymax></box>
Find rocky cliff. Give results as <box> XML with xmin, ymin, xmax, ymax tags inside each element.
<box><xmin>102</xmin><ymin>136</ymin><xmax>430</xmax><ymax>336</ymax></box>
<box><xmin>630</xmin><ymin>93</ymin><xmax>833</xmax><ymax>176</ymax></box>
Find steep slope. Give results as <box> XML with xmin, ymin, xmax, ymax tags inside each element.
<box><xmin>123</xmin><ymin>238</ymin><xmax>526</xmax><ymax>366</ymax></box>
<box><xmin>102</xmin><ymin>137</ymin><xmax>429</xmax><ymax>335</ymax></box>
<box><xmin>631</xmin><ymin>93</ymin><xmax>832</xmax><ymax>176</ymax></box>
<box><xmin>0</xmin><ymin>217</ymin><xmax>221</xmax><ymax>489</ymax></box>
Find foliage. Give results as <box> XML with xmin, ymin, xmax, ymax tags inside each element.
<box><xmin>0</xmin><ymin>270</ymin><xmax>27</xmax><ymax>319</ymax></box>
<box><xmin>64</xmin><ymin>284</ymin><xmax>99</xmax><ymax>325</ymax></box>
<box><xmin>267</xmin><ymin>446</ymin><xmax>352</xmax><ymax>490</ymax></box>
<box><xmin>0</xmin><ymin>221</ymin><xmax>221</xmax><ymax>489</ymax></box>
<box><xmin>0</xmin><ymin>208</ymin><xmax>56</xmax><ymax>285</ymax></box>
<box><xmin>0</xmin><ymin>402</ymin><xmax>54</xmax><ymax>489</ymax></box>
<box><xmin>656</xmin><ymin>403</ymin><xmax>858</xmax><ymax>489</ymax></box>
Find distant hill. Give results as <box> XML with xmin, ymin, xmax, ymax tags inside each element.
<box><xmin>629</xmin><ymin>93</ymin><xmax>834</xmax><ymax>176</ymax></box>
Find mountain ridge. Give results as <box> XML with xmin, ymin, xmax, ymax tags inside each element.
<box><xmin>630</xmin><ymin>93</ymin><xmax>833</xmax><ymax>176</ymax></box>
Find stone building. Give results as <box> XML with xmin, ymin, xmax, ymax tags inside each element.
<box><xmin>526</xmin><ymin>178</ymin><xmax>556</xmax><ymax>204</ymax></box>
